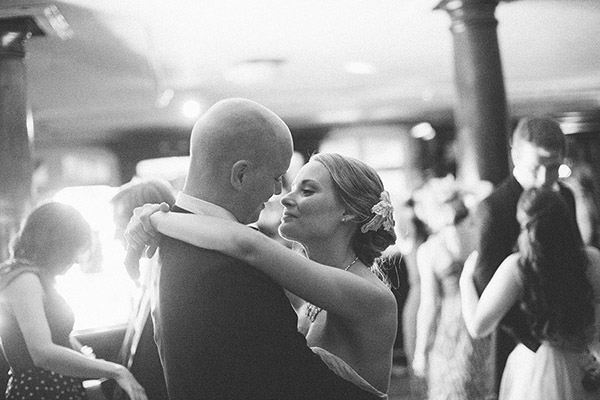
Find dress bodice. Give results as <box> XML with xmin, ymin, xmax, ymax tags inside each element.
<box><xmin>311</xmin><ymin>347</ymin><xmax>388</xmax><ymax>399</ymax></box>
<box><xmin>0</xmin><ymin>260</ymin><xmax>75</xmax><ymax>371</ymax></box>
<box><xmin>428</xmin><ymin>232</ymin><xmax>465</xmax><ymax>297</ymax></box>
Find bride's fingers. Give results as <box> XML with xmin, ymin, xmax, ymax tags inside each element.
<box><xmin>124</xmin><ymin>226</ymin><xmax>150</xmax><ymax>250</ymax></box>
<box><xmin>124</xmin><ymin>245</ymin><xmax>143</xmax><ymax>282</ymax></box>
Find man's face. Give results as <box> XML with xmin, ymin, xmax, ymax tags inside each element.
<box><xmin>512</xmin><ymin>140</ymin><xmax>563</xmax><ymax>190</ymax></box>
<box><xmin>241</xmin><ymin>147</ymin><xmax>292</xmax><ymax>225</ymax></box>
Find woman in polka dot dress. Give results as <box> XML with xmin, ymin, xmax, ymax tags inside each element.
<box><xmin>0</xmin><ymin>202</ymin><xmax>147</xmax><ymax>400</ymax></box>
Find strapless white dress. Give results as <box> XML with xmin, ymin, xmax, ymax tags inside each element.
<box><xmin>500</xmin><ymin>342</ymin><xmax>600</xmax><ymax>400</ymax></box>
<box><xmin>311</xmin><ymin>346</ymin><xmax>388</xmax><ymax>399</ymax></box>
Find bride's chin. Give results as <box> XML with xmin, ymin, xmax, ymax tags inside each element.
<box><xmin>278</xmin><ymin>225</ymin><xmax>298</xmax><ymax>242</ymax></box>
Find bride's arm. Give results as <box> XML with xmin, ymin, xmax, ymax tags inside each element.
<box><xmin>151</xmin><ymin>212</ymin><xmax>395</xmax><ymax>322</ymax></box>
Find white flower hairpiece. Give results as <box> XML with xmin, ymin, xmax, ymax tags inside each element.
<box><xmin>361</xmin><ymin>191</ymin><xmax>395</xmax><ymax>233</ymax></box>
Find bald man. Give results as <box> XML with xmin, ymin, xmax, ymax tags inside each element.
<box><xmin>146</xmin><ymin>99</ymin><xmax>380</xmax><ymax>399</ymax></box>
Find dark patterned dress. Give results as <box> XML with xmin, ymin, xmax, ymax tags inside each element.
<box><xmin>0</xmin><ymin>260</ymin><xmax>88</xmax><ymax>400</ymax></box>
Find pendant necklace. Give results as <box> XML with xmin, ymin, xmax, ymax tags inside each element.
<box><xmin>305</xmin><ymin>256</ymin><xmax>359</xmax><ymax>323</ymax></box>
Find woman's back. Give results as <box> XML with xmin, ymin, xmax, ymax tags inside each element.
<box><xmin>584</xmin><ymin>247</ymin><xmax>600</xmax><ymax>344</ymax></box>
<box><xmin>499</xmin><ymin>247</ymin><xmax>600</xmax><ymax>400</ymax></box>
<box><xmin>418</xmin><ymin>222</ymin><xmax>495</xmax><ymax>399</ymax></box>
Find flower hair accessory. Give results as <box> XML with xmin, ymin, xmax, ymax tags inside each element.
<box><xmin>361</xmin><ymin>191</ymin><xmax>395</xmax><ymax>233</ymax></box>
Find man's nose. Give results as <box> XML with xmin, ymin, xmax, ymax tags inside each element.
<box><xmin>274</xmin><ymin>180</ymin><xmax>283</xmax><ymax>195</ymax></box>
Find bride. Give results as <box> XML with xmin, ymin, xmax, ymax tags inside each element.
<box><xmin>126</xmin><ymin>153</ymin><xmax>399</xmax><ymax>398</ymax></box>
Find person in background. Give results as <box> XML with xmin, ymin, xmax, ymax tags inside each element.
<box><xmin>0</xmin><ymin>202</ymin><xmax>147</xmax><ymax>400</ymax></box>
<box><xmin>472</xmin><ymin>115</ymin><xmax>579</xmax><ymax>391</ymax></box>
<box><xmin>110</xmin><ymin>178</ymin><xmax>175</xmax><ymax>400</ymax></box>
<box><xmin>411</xmin><ymin>176</ymin><xmax>494</xmax><ymax>400</ymax></box>
<box><xmin>461</xmin><ymin>187</ymin><xmax>600</xmax><ymax>399</ymax></box>
<box><xmin>395</xmin><ymin>198</ymin><xmax>429</xmax><ymax>358</ymax></box>
<box><xmin>126</xmin><ymin>152</ymin><xmax>399</xmax><ymax>398</ymax></box>
<box><xmin>563</xmin><ymin>162</ymin><xmax>600</xmax><ymax>250</ymax></box>
<box><xmin>125</xmin><ymin>98</ymin><xmax>385</xmax><ymax>399</ymax></box>
<box><xmin>392</xmin><ymin>195</ymin><xmax>430</xmax><ymax>398</ymax></box>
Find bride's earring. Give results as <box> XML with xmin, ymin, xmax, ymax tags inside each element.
<box><xmin>341</xmin><ymin>213</ymin><xmax>354</xmax><ymax>222</ymax></box>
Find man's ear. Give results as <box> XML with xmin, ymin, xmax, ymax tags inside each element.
<box><xmin>510</xmin><ymin>144</ymin><xmax>519</xmax><ymax>165</ymax></box>
<box><xmin>230</xmin><ymin>160</ymin><xmax>250</xmax><ymax>190</ymax></box>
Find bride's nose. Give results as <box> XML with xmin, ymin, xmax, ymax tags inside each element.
<box><xmin>280</xmin><ymin>191</ymin><xmax>295</xmax><ymax>207</ymax></box>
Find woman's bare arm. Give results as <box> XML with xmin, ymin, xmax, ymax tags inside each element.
<box><xmin>151</xmin><ymin>211</ymin><xmax>396</xmax><ymax>322</ymax></box>
<box><xmin>460</xmin><ymin>251</ymin><xmax>522</xmax><ymax>338</ymax></box>
<box><xmin>3</xmin><ymin>274</ymin><xmax>147</xmax><ymax>400</ymax></box>
<box><xmin>412</xmin><ymin>240</ymin><xmax>440</xmax><ymax>377</ymax></box>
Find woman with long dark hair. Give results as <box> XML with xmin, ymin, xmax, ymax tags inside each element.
<box><xmin>460</xmin><ymin>187</ymin><xmax>600</xmax><ymax>399</ymax></box>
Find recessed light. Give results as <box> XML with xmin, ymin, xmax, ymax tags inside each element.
<box><xmin>182</xmin><ymin>100</ymin><xmax>202</xmax><ymax>119</ymax></box>
<box><xmin>411</xmin><ymin>122</ymin><xmax>436</xmax><ymax>140</ymax></box>
<box><xmin>344</xmin><ymin>62</ymin><xmax>376</xmax><ymax>75</ymax></box>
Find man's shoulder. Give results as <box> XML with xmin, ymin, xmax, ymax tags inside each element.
<box><xmin>558</xmin><ymin>181</ymin><xmax>576</xmax><ymax>202</ymax></box>
<box><xmin>480</xmin><ymin>177</ymin><xmax>520</xmax><ymax>209</ymax></box>
<box><xmin>158</xmin><ymin>236</ymin><xmax>282</xmax><ymax>288</ymax></box>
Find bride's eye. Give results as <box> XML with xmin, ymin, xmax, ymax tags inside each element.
<box><xmin>301</xmin><ymin>187</ymin><xmax>314</xmax><ymax>195</ymax></box>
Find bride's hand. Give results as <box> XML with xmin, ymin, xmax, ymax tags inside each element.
<box><xmin>124</xmin><ymin>202</ymin><xmax>169</xmax><ymax>281</ymax></box>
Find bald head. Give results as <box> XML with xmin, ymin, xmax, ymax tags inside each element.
<box><xmin>184</xmin><ymin>98</ymin><xmax>294</xmax><ymax>223</ymax></box>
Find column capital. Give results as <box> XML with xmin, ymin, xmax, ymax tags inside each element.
<box><xmin>0</xmin><ymin>25</ymin><xmax>32</xmax><ymax>58</ymax></box>
<box><xmin>0</xmin><ymin>5</ymin><xmax>72</xmax><ymax>57</ymax></box>
<box><xmin>434</xmin><ymin>0</ymin><xmax>500</xmax><ymax>31</ymax></box>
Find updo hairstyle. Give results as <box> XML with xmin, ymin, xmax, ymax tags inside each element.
<box><xmin>311</xmin><ymin>153</ymin><xmax>397</xmax><ymax>267</ymax></box>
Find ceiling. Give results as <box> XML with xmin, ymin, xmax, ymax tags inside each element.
<box><xmin>2</xmin><ymin>0</ymin><xmax>600</xmax><ymax>145</ymax></box>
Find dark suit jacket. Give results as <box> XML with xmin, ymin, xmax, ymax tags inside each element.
<box><xmin>473</xmin><ymin>176</ymin><xmax>577</xmax><ymax>382</ymax></box>
<box><xmin>155</xmin><ymin>207</ymin><xmax>380</xmax><ymax>400</ymax></box>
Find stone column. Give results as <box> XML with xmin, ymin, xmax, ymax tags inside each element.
<box><xmin>435</xmin><ymin>0</ymin><xmax>510</xmax><ymax>185</ymax></box>
<box><xmin>0</xmin><ymin>20</ymin><xmax>35</xmax><ymax>262</ymax></box>
<box><xmin>0</xmin><ymin>6</ymin><xmax>70</xmax><ymax>261</ymax></box>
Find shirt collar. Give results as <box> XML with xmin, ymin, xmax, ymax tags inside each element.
<box><xmin>175</xmin><ymin>192</ymin><xmax>238</xmax><ymax>222</ymax></box>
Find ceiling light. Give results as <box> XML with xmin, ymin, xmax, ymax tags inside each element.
<box><xmin>344</xmin><ymin>62</ymin><xmax>376</xmax><ymax>75</ymax></box>
<box><xmin>156</xmin><ymin>89</ymin><xmax>174</xmax><ymax>108</ymax></box>
<box><xmin>410</xmin><ymin>122</ymin><xmax>436</xmax><ymax>140</ymax></box>
<box><xmin>181</xmin><ymin>99</ymin><xmax>202</xmax><ymax>119</ymax></box>
<box><xmin>225</xmin><ymin>58</ymin><xmax>285</xmax><ymax>85</ymax></box>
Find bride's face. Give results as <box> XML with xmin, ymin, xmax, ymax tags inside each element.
<box><xmin>278</xmin><ymin>161</ymin><xmax>346</xmax><ymax>245</ymax></box>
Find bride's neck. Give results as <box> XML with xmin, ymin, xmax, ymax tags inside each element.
<box><xmin>303</xmin><ymin>242</ymin><xmax>355</xmax><ymax>269</ymax></box>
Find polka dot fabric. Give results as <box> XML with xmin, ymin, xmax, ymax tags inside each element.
<box><xmin>5</xmin><ymin>367</ymin><xmax>87</xmax><ymax>399</ymax></box>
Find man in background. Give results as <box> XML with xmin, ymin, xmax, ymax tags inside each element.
<box><xmin>472</xmin><ymin>115</ymin><xmax>578</xmax><ymax>392</ymax></box>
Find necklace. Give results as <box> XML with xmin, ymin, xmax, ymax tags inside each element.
<box><xmin>305</xmin><ymin>256</ymin><xmax>359</xmax><ymax>323</ymax></box>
